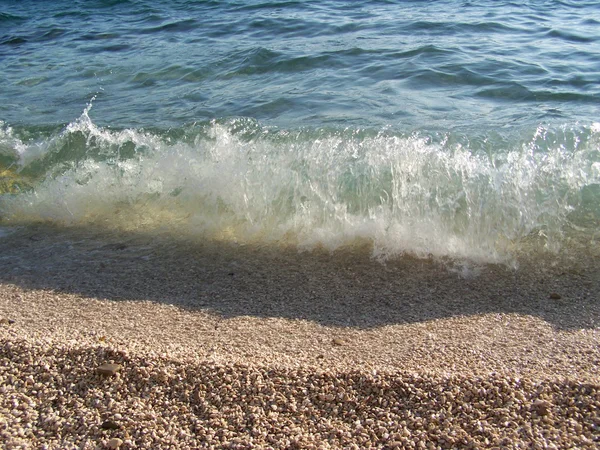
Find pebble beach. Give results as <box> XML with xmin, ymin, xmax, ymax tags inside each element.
<box><xmin>0</xmin><ymin>226</ymin><xmax>599</xmax><ymax>449</ymax></box>
<box><xmin>3</xmin><ymin>0</ymin><xmax>600</xmax><ymax>447</ymax></box>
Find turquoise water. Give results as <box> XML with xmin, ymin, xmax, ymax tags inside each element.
<box><xmin>1</xmin><ymin>0</ymin><xmax>600</xmax><ymax>265</ymax></box>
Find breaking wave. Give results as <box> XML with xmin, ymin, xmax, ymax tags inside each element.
<box><xmin>1</xmin><ymin>106</ymin><xmax>600</xmax><ymax>267</ymax></box>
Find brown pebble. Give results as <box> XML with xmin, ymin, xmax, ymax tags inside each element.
<box><xmin>97</xmin><ymin>363</ymin><xmax>122</xmax><ymax>376</ymax></box>
<box><xmin>106</xmin><ymin>437</ymin><xmax>123</xmax><ymax>449</ymax></box>
<box><xmin>532</xmin><ymin>399</ymin><xmax>552</xmax><ymax>416</ymax></box>
<box><xmin>332</xmin><ymin>338</ymin><xmax>344</xmax><ymax>346</ymax></box>
<box><xmin>549</xmin><ymin>292</ymin><xmax>562</xmax><ymax>300</ymax></box>
<box><xmin>101</xmin><ymin>420</ymin><xmax>120</xmax><ymax>430</ymax></box>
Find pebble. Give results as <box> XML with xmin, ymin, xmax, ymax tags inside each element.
<box><xmin>101</xmin><ymin>420</ymin><xmax>120</xmax><ymax>430</ymax></box>
<box><xmin>97</xmin><ymin>363</ymin><xmax>122</xmax><ymax>376</ymax></box>
<box><xmin>106</xmin><ymin>437</ymin><xmax>123</xmax><ymax>449</ymax></box>
<box><xmin>549</xmin><ymin>292</ymin><xmax>562</xmax><ymax>300</ymax></box>
<box><xmin>533</xmin><ymin>399</ymin><xmax>553</xmax><ymax>416</ymax></box>
<box><xmin>332</xmin><ymin>338</ymin><xmax>344</xmax><ymax>346</ymax></box>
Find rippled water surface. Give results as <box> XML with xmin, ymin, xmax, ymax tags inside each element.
<box><xmin>2</xmin><ymin>0</ymin><xmax>599</xmax><ymax>128</ymax></box>
<box><xmin>1</xmin><ymin>0</ymin><xmax>600</xmax><ymax>266</ymax></box>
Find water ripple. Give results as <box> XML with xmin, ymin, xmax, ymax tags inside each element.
<box><xmin>0</xmin><ymin>0</ymin><xmax>598</xmax><ymax>129</ymax></box>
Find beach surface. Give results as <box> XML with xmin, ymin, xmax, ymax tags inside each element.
<box><xmin>1</xmin><ymin>226</ymin><xmax>599</xmax><ymax>448</ymax></box>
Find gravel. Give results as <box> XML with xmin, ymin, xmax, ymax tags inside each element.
<box><xmin>1</xmin><ymin>335</ymin><xmax>598</xmax><ymax>449</ymax></box>
<box><xmin>0</xmin><ymin>226</ymin><xmax>599</xmax><ymax>448</ymax></box>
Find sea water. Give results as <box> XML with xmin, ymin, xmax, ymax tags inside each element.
<box><xmin>1</xmin><ymin>0</ymin><xmax>599</xmax><ymax>266</ymax></box>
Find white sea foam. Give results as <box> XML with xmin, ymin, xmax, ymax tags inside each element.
<box><xmin>1</xmin><ymin>111</ymin><xmax>600</xmax><ymax>266</ymax></box>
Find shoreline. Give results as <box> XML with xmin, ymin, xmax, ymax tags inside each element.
<box><xmin>1</xmin><ymin>225</ymin><xmax>599</xmax><ymax>447</ymax></box>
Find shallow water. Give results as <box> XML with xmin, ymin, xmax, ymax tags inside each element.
<box><xmin>1</xmin><ymin>0</ymin><xmax>600</xmax><ymax>266</ymax></box>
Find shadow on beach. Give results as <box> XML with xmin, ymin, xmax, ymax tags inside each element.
<box><xmin>0</xmin><ymin>223</ymin><xmax>597</xmax><ymax>330</ymax></box>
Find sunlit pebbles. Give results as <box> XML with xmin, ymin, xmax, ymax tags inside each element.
<box><xmin>1</xmin><ymin>338</ymin><xmax>598</xmax><ymax>449</ymax></box>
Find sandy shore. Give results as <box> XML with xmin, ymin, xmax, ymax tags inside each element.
<box><xmin>0</xmin><ymin>225</ymin><xmax>599</xmax><ymax>448</ymax></box>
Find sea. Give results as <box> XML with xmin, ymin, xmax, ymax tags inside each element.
<box><xmin>1</xmin><ymin>0</ymin><xmax>599</xmax><ymax>268</ymax></box>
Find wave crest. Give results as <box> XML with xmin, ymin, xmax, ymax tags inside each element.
<box><xmin>2</xmin><ymin>110</ymin><xmax>600</xmax><ymax>266</ymax></box>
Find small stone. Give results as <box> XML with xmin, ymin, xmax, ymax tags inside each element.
<box><xmin>106</xmin><ymin>437</ymin><xmax>123</xmax><ymax>449</ymax></box>
<box><xmin>332</xmin><ymin>338</ymin><xmax>344</xmax><ymax>346</ymax></box>
<box><xmin>97</xmin><ymin>363</ymin><xmax>122</xmax><ymax>376</ymax></box>
<box><xmin>101</xmin><ymin>420</ymin><xmax>120</xmax><ymax>430</ymax></box>
<box><xmin>549</xmin><ymin>292</ymin><xmax>562</xmax><ymax>300</ymax></box>
<box><xmin>155</xmin><ymin>371</ymin><xmax>169</xmax><ymax>382</ymax></box>
<box><xmin>532</xmin><ymin>399</ymin><xmax>552</xmax><ymax>416</ymax></box>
